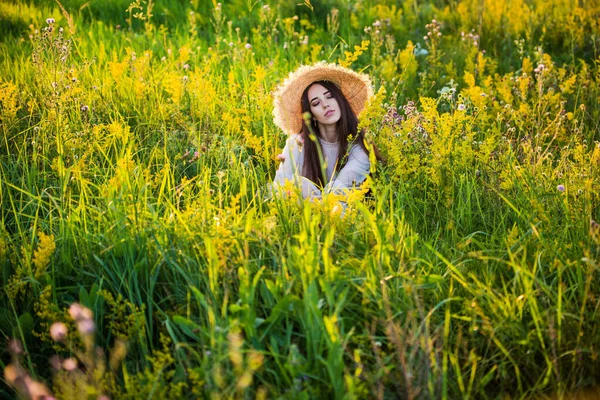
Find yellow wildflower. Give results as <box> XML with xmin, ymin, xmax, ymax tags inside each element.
<box><xmin>32</xmin><ymin>231</ymin><xmax>56</xmax><ymax>278</ymax></box>
<box><xmin>339</xmin><ymin>40</ymin><xmax>370</xmax><ymax>68</ymax></box>
<box><xmin>0</xmin><ymin>80</ymin><xmax>19</xmax><ymax>122</ymax></box>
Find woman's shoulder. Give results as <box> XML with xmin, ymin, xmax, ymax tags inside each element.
<box><xmin>280</xmin><ymin>133</ymin><xmax>305</xmax><ymax>163</ymax></box>
<box><xmin>285</xmin><ymin>133</ymin><xmax>305</xmax><ymax>150</ymax></box>
<box><xmin>348</xmin><ymin>141</ymin><xmax>370</xmax><ymax>163</ymax></box>
<box><xmin>287</xmin><ymin>133</ymin><xmax>303</xmax><ymax>143</ymax></box>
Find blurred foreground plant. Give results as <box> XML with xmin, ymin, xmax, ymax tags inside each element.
<box><xmin>5</xmin><ymin>302</ymin><xmax>122</xmax><ymax>399</ymax></box>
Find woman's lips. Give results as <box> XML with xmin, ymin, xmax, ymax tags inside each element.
<box><xmin>325</xmin><ymin>110</ymin><xmax>335</xmax><ymax>117</ymax></box>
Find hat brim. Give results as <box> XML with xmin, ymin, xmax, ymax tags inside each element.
<box><xmin>273</xmin><ymin>62</ymin><xmax>373</xmax><ymax>135</ymax></box>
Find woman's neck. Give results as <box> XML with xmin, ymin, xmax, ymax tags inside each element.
<box><xmin>318</xmin><ymin>123</ymin><xmax>338</xmax><ymax>143</ymax></box>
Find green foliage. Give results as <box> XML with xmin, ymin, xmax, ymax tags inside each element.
<box><xmin>1</xmin><ymin>0</ymin><xmax>599</xmax><ymax>398</ymax></box>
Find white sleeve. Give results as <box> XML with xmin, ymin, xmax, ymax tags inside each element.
<box><xmin>273</xmin><ymin>134</ymin><xmax>303</xmax><ymax>185</ymax></box>
<box><xmin>273</xmin><ymin>134</ymin><xmax>322</xmax><ymax>199</ymax></box>
<box><xmin>324</xmin><ymin>144</ymin><xmax>370</xmax><ymax>195</ymax></box>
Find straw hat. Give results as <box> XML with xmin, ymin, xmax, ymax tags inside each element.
<box><xmin>272</xmin><ymin>61</ymin><xmax>373</xmax><ymax>135</ymax></box>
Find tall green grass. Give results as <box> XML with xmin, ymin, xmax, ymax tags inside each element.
<box><xmin>1</xmin><ymin>0</ymin><xmax>599</xmax><ymax>398</ymax></box>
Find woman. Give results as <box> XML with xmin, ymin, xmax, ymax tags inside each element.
<box><xmin>272</xmin><ymin>62</ymin><xmax>376</xmax><ymax>200</ymax></box>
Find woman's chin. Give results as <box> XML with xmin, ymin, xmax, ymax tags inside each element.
<box><xmin>319</xmin><ymin>115</ymin><xmax>340</xmax><ymax>125</ymax></box>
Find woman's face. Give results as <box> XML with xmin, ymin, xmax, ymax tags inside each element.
<box><xmin>307</xmin><ymin>83</ymin><xmax>341</xmax><ymax>127</ymax></box>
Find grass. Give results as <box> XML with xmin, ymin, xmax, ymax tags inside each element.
<box><xmin>0</xmin><ymin>0</ymin><xmax>599</xmax><ymax>398</ymax></box>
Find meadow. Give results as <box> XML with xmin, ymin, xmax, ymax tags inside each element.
<box><xmin>0</xmin><ymin>0</ymin><xmax>599</xmax><ymax>398</ymax></box>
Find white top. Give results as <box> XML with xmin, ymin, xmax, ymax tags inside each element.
<box><xmin>273</xmin><ymin>134</ymin><xmax>371</xmax><ymax>199</ymax></box>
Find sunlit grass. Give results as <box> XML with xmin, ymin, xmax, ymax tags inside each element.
<box><xmin>1</xmin><ymin>0</ymin><xmax>599</xmax><ymax>398</ymax></box>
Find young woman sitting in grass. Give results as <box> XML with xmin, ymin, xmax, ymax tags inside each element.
<box><xmin>272</xmin><ymin>61</ymin><xmax>379</xmax><ymax>201</ymax></box>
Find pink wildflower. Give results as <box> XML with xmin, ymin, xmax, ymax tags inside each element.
<box><xmin>77</xmin><ymin>319</ymin><xmax>95</xmax><ymax>335</ymax></box>
<box><xmin>50</xmin><ymin>322</ymin><xmax>68</xmax><ymax>342</ymax></box>
<box><xmin>62</xmin><ymin>358</ymin><xmax>78</xmax><ymax>371</ymax></box>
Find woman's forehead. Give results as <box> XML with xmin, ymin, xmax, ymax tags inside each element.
<box><xmin>307</xmin><ymin>83</ymin><xmax>330</xmax><ymax>98</ymax></box>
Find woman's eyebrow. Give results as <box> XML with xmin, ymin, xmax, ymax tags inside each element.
<box><xmin>310</xmin><ymin>91</ymin><xmax>331</xmax><ymax>102</ymax></box>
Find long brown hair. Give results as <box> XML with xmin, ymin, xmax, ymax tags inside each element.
<box><xmin>300</xmin><ymin>80</ymin><xmax>372</xmax><ymax>187</ymax></box>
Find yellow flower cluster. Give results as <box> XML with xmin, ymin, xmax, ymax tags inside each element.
<box><xmin>33</xmin><ymin>285</ymin><xmax>66</xmax><ymax>346</ymax></box>
<box><xmin>99</xmin><ymin>289</ymin><xmax>146</xmax><ymax>342</ymax></box>
<box><xmin>339</xmin><ymin>40</ymin><xmax>370</xmax><ymax>68</ymax></box>
<box><xmin>0</xmin><ymin>80</ymin><xmax>20</xmax><ymax>122</ymax></box>
<box><xmin>32</xmin><ymin>231</ymin><xmax>56</xmax><ymax>278</ymax></box>
<box><xmin>6</xmin><ymin>232</ymin><xmax>55</xmax><ymax>300</ymax></box>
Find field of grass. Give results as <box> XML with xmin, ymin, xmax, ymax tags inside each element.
<box><xmin>1</xmin><ymin>0</ymin><xmax>599</xmax><ymax>398</ymax></box>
